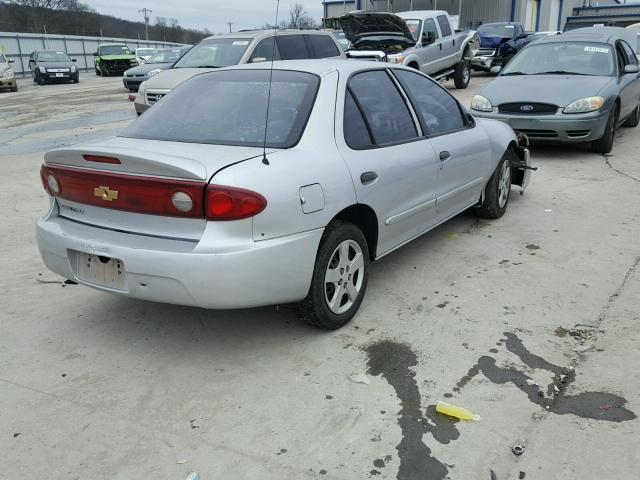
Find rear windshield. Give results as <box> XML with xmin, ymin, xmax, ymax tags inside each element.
<box><xmin>100</xmin><ymin>45</ymin><xmax>131</xmax><ymax>55</ymax></box>
<box><xmin>37</xmin><ymin>51</ymin><xmax>71</xmax><ymax>62</ymax></box>
<box><xmin>122</xmin><ymin>69</ymin><xmax>320</xmax><ymax>149</ymax></box>
<box><xmin>478</xmin><ymin>24</ymin><xmax>516</xmax><ymax>38</ymax></box>
<box><xmin>502</xmin><ymin>41</ymin><xmax>615</xmax><ymax>76</ymax></box>
<box><xmin>173</xmin><ymin>38</ymin><xmax>251</xmax><ymax>68</ymax></box>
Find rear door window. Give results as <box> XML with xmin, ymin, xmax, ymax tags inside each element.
<box><xmin>394</xmin><ymin>69</ymin><xmax>466</xmax><ymax>136</ymax></box>
<box><xmin>437</xmin><ymin>15</ymin><xmax>452</xmax><ymax>37</ymax></box>
<box><xmin>348</xmin><ymin>70</ymin><xmax>417</xmax><ymax>146</ymax></box>
<box><xmin>344</xmin><ymin>90</ymin><xmax>373</xmax><ymax>149</ymax></box>
<box><xmin>276</xmin><ymin>35</ymin><xmax>310</xmax><ymax>60</ymax></box>
<box><xmin>306</xmin><ymin>35</ymin><xmax>341</xmax><ymax>58</ymax></box>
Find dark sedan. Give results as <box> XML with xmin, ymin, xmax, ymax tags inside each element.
<box><xmin>28</xmin><ymin>50</ymin><xmax>79</xmax><ymax>85</ymax></box>
<box><xmin>123</xmin><ymin>48</ymin><xmax>189</xmax><ymax>92</ymax></box>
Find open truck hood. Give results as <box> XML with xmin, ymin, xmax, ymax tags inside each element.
<box><xmin>340</xmin><ymin>12</ymin><xmax>416</xmax><ymax>50</ymax></box>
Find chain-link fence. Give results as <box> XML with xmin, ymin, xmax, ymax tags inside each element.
<box><xmin>0</xmin><ymin>31</ymin><xmax>184</xmax><ymax>77</ymax></box>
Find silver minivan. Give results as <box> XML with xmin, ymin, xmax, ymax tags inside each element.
<box><xmin>134</xmin><ymin>30</ymin><xmax>345</xmax><ymax>115</ymax></box>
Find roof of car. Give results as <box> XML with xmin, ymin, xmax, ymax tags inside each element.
<box><xmin>225</xmin><ymin>58</ymin><xmax>410</xmax><ymax>77</ymax></box>
<box><xmin>541</xmin><ymin>27</ymin><xmax>632</xmax><ymax>44</ymax></box>
<box><xmin>202</xmin><ymin>29</ymin><xmax>329</xmax><ymax>41</ymax></box>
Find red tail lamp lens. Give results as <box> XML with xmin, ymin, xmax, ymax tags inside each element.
<box><xmin>206</xmin><ymin>185</ymin><xmax>266</xmax><ymax>221</ymax></box>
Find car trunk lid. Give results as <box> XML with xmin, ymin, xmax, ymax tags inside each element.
<box><xmin>43</xmin><ymin>138</ymin><xmax>271</xmax><ymax>240</ymax></box>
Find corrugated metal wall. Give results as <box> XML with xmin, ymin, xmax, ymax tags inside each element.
<box><xmin>0</xmin><ymin>32</ymin><xmax>184</xmax><ymax>76</ymax></box>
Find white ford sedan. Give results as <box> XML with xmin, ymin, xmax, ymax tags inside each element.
<box><xmin>37</xmin><ymin>60</ymin><xmax>531</xmax><ymax>329</ymax></box>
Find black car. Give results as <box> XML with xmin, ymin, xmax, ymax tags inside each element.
<box><xmin>28</xmin><ymin>50</ymin><xmax>79</xmax><ymax>85</ymax></box>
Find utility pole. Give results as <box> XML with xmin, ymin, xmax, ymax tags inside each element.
<box><xmin>226</xmin><ymin>22</ymin><xmax>233</xmax><ymax>33</ymax></box>
<box><xmin>139</xmin><ymin>8</ymin><xmax>152</xmax><ymax>40</ymax></box>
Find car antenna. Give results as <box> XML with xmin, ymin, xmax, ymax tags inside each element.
<box><xmin>262</xmin><ymin>0</ymin><xmax>281</xmax><ymax>166</ymax></box>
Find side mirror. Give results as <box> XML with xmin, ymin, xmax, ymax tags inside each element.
<box><xmin>466</xmin><ymin>112</ymin><xmax>476</xmax><ymax>127</ymax></box>
<box><xmin>490</xmin><ymin>65</ymin><xmax>502</xmax><ymax>74</ymax></box>
<box><xmin>624</xmin><ymin>64</ymin><xmax>640</xmax><ymax>74</ymax></box>
<box><xmin>516</xmin><ymin>33</ymin><xmax>528</xmax><ymax>40</ymax></box>
<box><xmin>72</xmin><ymin>58</ymin><xmax>77</xmax><ymax>62</ymax></box>
<box><xmin>251</xmin><ymin>57</ymin><xmax>267</xmax><ymax>63</ymax></box>
<box><xmin>8</xmin><ymin>58</ymin><xmax>14</xmax><ymax>63</ymax></box>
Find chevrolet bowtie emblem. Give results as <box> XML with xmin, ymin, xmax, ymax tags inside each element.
<box><xmin>94</xmin><ymin>186</ymin><xmax>119</xmax><ymax>201</ymax></box>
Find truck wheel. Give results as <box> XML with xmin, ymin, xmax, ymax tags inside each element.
<box><xmin>475</xmin><ymin>150</ymin><xmax>514</xmax><ymax>219</ymax></box>
<box><xmin>591</xmin><ymin>104</ymin><xmax>618</xmax><ymax>154</ymax></box>
<box><xmin>622</xmin><ymin>104</ymin><xmax>640</xmax><ymax>128</ymax></box>
<box><xmin>408</xmin><ymin>62</ymin><xmax>419</xmax><ymax>70</ymax></box>
<box><xmin>453</xmin><ymin>61</ymin><xmax>471</xmax><ymax>89</ymax></box>
<box><xmin>296</xmin><ymin>221</ymin><xmax>369</xmax><ymax>330</ymax></box>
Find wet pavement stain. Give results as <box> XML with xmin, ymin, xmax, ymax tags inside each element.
<box><xmin>452</xmin><ymin>333</ymin><xmax>636</xmax><ymax>422</ymax></box>
<box><xmin>366</xmin><ymin>341</ymin><xmax>451</xmax><ymax>480</ymax></box>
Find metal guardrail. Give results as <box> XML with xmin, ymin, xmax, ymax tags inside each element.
<box><xmin>0</xmin><ymin>31</ymin><xmax>184</xmax><ymax>77</ymax></box>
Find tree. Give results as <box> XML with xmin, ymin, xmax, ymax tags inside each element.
<box><xmin>287</xmin><ymin>3</ymin><xmax>316</xmax><ymax>29</ymax></box>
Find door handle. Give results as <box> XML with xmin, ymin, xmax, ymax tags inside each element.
<box><xmin>360</xmin><ymin>171</ymin><xmax>378</xmax><ymax>185</ymax></box>
<box><xmin>439</xmin><ymin>151</ymin><xmax>451</xmax><ymax>161</ymax></box>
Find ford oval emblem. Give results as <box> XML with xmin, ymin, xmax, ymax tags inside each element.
<box><xmin>520</xmin><ymin>105</ymin><xmax>534</xmax><ymax>112</ymax></box>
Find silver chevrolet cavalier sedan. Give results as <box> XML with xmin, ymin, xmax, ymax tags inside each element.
<box><xmin>471</xmin><ymin>27</ymin><xmax>640</xmax><ymax>154</ymax></box>
<box><xmin>37</xmin><ymin>60</ymin><xmax>531</xmax><ymax>329</ymax></box>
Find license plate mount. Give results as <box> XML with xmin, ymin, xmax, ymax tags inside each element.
<box><xmin>55</xmin><ymin>73</ymin><xmax>64</xmax><ymax>77</ymax></box>
<box><xmin>76</xmin><ymin>252</ymin><xmax>126</xmax><ymax>290</ymax></box>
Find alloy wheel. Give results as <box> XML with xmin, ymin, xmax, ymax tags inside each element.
<box><xmin>324</xmin><ymin>239</ymin><xmax>365</xmax><ymax>315</ymax></box>
<box><xmin>498</xmin><ymin>160</ymin><xmax>511</xmax><ymax>209</ymax></box>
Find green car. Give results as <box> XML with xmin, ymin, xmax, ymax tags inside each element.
<box><xmin>93</xmin><ymin>43</ymin><xmax>138</xmax><ymax>76</ymax></box>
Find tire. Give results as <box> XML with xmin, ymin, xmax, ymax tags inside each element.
<box><xmin>73</xmin><ymin>75</ymin><xmax>79</xmax><ymax>84</ymax></box>
<box><xmin>10</xmin><ymin>85</ymin><xmax>17</xmax><ymax>92</ymax></box>
<box><xmin>35</xmin><ymin>72</ymin><xmax>46</xmax><ymax>86</ymax></box>
<box><xmin>475</xmin><ymin>150</ymin><xmax>514</xmax><ymax>219</ymax></box>
<box><xmin>622</xmin><ymin>104</ymin><xmax>640</xmax><ymax>128</ymax></box>
<box><xmin>453</xmin><ymin>60</ymin><xmax>471</xmax><ymax>89</ymax></box>
<box><xmin>408</xmin><ymin>62</ymin><xmax>419</xmax><ymax>70</ymax></box>
<box><xmin>296</xmin><ymin>221</ymin><xmax>369</xmax><ymax>330</ymax></box>
<box><xmin>591</xmin><ymin>104</ymin><xmax>618</xmax><ymax>154</ymax></box>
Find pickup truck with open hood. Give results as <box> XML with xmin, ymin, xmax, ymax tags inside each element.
<box><xmin>340</xmin><ymin>10</ymin><xmax>479</xmax><ymax>89</ymax></box>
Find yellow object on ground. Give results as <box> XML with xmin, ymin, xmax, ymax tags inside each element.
<box><xmin>436</xmin><ymin>401</ymin><xmax>481</xmax><ymax>421</ymax></box>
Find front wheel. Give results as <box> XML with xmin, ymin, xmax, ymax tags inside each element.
<box><xmin>592</xmin><ymin>105</ymin><xmax>618</xmax><ymax>154</ymax></box>
<box><xmin>475</xmin><ymin>151</ymin><xmax>514</xmax><ymax>219</ymax></box>
<box><xmin>296</xmin><ymin>221</ymin><xmax>369</xmax><ymax>330</ymax></box>
<box><xmin>453</xmin><ymin>61</ymin><xmax>470</xmax><ymax>89</ymax></box>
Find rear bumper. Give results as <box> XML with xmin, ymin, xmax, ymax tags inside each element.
<box><xmin>471</xmin><ymin>109</ymin><xmax>610</xmax><ymax>142</ymax></box>
<box><xmin>0</xmin><ymin>77</ymin><xmax>16</xmax><ymax>87</ymax></box>
<box><xmin>36</xmin><ymin>213</ymin><xmax>323</xmax><ymax>309</ymax></box>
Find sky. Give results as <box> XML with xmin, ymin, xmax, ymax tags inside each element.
<box><xmin>85</xmin><ymin>0</ymin><xmax>325</xmax><ymax>34</ymax></box>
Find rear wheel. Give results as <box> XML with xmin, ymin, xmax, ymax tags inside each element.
<box><xmin>592</xmin><ymin>104</ymin><xmax>618</xmax><ymax>154</ymax></box>
<box><xmin>475</xmin><ymin>151</ymin><xmax>514</xmax><ymax>219</ymax></box>
<box><xmin>622</xmin><ymin>104</ymin><xmax>640</xmax><ymax>128</ymax></box>
<box><xmin>296</xmin><ymin>221</ymin><xmax>369</xmax><ymax>330</ymax></box>
<box><xmin>453</xmin><ymin>61</ymin><xmax>470</xmax><ymax>89</ymax></box>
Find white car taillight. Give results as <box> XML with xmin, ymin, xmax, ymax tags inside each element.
<box><xmin>171</xmin><ymin>191</ymin><xmax>194</xmax><ymax>213</ymax></box>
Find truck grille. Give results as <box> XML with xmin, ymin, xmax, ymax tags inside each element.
<box><xmin>499</xmin><ymin>103</ymin><xmax>558</xmax><ymax>115</ymax></box>
<box><xmin>476</xmin><ymin>48</ymin><xmax>496</xmax><ymax>57</ymax></box>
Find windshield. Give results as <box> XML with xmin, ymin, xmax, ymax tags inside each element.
<box><xmin>37</xmin><ymin>51</ymin><xmax>71</xmax><ymax>62</ymax></box>
<box><xmin>478</xmin><ymin>24</ymin><xmax>516</xmax><ymax>38</ymax></box>
<box><xmin>501</xmin><ymin>42</ymin><xmax>615</xmax><ymax>76</ymax></box>
<box><xmin>147</xmin><ymin>50</ymin><xmax>182</xmax><ymax>64</ymax></box>
<box><xmin>122</xmin><ymin>69</ymin><xmax>319</xmax><ymax>149</ymax></box>
<box><xmin>100</xmin><ymin>45</ymin><xmax>132</xmax><ymax>56</ymax></box>
<box><xmin>173</xmin><ymin>38</ymin><xmax>251</xmax><ymax>68</ymax></box>
<box><xmin>404</xmin><ymin>20</ymin><xmax>422</xmax><ymax>41</ymax></box>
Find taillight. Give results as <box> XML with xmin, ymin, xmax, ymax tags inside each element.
<box><xmin>39</xmin><ymin>164</ymin><xmax>206</xmax><ymax>218</ymax></box>
<box><xmin>206</xmin><ymin>185</ymin><xmax>267</xmax><ymax>221</ymax></box>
